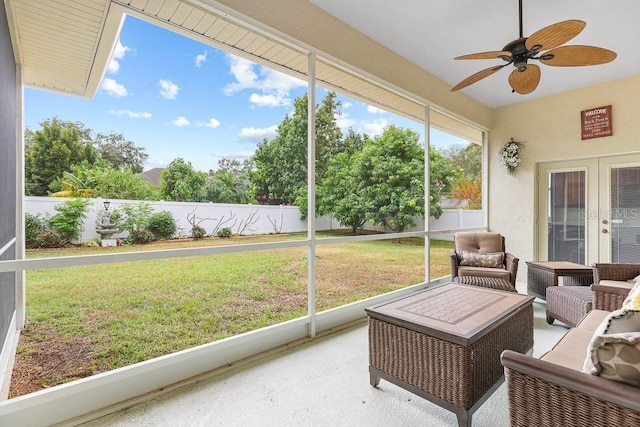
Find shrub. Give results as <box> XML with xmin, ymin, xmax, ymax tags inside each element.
<box><xmin>34</xmin><ymin>229</ymin><xmax>66</xmax><ymax>248</ymax></box>
<box><xmin>49</xmin><ymin>198</ymin><xmax>91</xmax><ymax>244</ymax></box>
<box><xmin>119</xmin><ymin>202</ymin><xmax>153</xmax><ymax>235</ymax></box>
<box><xmin>127</xmin><ymin>229</ymin><xmax>155</xmax><ymax>244</ymax></box>
<box><xmin>216</xmin><ymin>227</ymin><xmax>232</xmax><ymax>238</ymax></box>
<box><xmin>147</xmin><ymin>211</ymin><xmax>177</xmax><ymax>240</ymax></box>
<box><xmin>192</xmin><ymin>225</ymin><xmax>206</xmax><ymax>240</ymax></box>
<box><xmin>25</xmin><ymin>213</ymin><xmax>47</xmax><ymax>249</ymax></box>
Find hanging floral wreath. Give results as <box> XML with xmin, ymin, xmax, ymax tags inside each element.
<box><xmin>498</xmin><ymin>138</ymin><xmax>522</xmax><ymax>176</ymax></box>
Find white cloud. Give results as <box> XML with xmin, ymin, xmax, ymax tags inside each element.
<box><xmin>202</xmin><ymin>118</ymin><xmax>221</xmax><ymax>128</ymax></box>
<box><xmin>107</xmin><ymin>40</ymin><xmax>131</xmax><ymax>74</ymax></box>
<box><xmin>109</xmin><ymin>109</ymin><xmax>152</xmax><ymax>119</ymax></box>
<box><xmin>195</xmin><ymin>50</ymin><xmax>208</xmax><ymax>68</ymax></box>
<box><xmin>171</xmin><ymin>116</ymin><xmax>190</xmax><ymax>127</ymax></box>
<box><xmin>342</xmin><ymin>102</ymin><xmax>353</xmax><ymax>109</ymax></box>
<box><xmin>239</xmin><ymin>125</ymin><xmax>278</xmax><ymax>142</ymax></box>
<box><xmin>335</xmin><ymin>112</ymin><xmax>355</xmax><ymax>130</ymax></box>
<box><xmin>367</xmin><ymin>105</ymin><xmax>386</xmax><ymax>114</ymax></box>
<box><xmin>159</xmin><ymin>79</ymin><xmax>179</xmax><ymax>99</ymax></box>
<box><xmin>249</xmin><ymin>93</ymin><xmax>290</xmax><ymax>107</ymax></box>
<box><xmin>223</xmin><ymin>54</ymin><xmax>306</xmax><ymax>108</ymax></box>
<box><xmin>358</xmin><ymin>119</ymin><xmax>388</xmax><ymax>137</ymax></box>
<box><xmin>100</xmin><ymin>78</ymin><xmax>128</xmax><ymax>97</ymax></box>
<box><xmin>210</xmin><ymin>150</ymin><xmax>254</xmax><ymax>162</ymax></box>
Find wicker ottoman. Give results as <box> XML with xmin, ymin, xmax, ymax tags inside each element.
<box><xmin>546</xmin><ymin>286</ymin><xmax>593</xmax><ymax>327</ymax></box>
<box><xmin>454</xmin><ymin>275</ymin><xmax>515</xmax><ymax>292</ymax></box>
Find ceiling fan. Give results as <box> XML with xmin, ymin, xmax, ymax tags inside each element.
<box><xmin>450</xmin><ymin>0</ymin><xmax>617</xmax><ymax>94</ymax></box>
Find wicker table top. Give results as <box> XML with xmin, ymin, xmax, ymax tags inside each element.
<box><xmin>366</xmin><ymin>283</ymin><xmax>533</xmax><ymax>346</ymax></box>
<box><xmin>525</xmin><ymin>261</ymin><xmax>592</xmax><ymax>274</ymax></box>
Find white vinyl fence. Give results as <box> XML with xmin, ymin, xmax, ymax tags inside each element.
<box><xmin>25</xmin><ymin>197</ymin><xmax>482</xmax><ymax>243</ymax></box>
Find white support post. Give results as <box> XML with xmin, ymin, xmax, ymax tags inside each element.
<box><xmin>307</xmin><ymin>53</ymin><xmax>317</xmax><ymax>338</ymax></box>
<box><xmin>15</xmin><ymin>63</ymin><xmax>25</xmax><ymax>330</ymax></box>
<box><xmin>424</xmin><ymin>107</ymin><xmax>431</xmax><ymax>284</ymax></box>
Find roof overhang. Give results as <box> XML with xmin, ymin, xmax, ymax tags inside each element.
<box><xmin>5</xmin><ymin>0</ymin><xmax>124</xmax><ymax>97</ymax></box>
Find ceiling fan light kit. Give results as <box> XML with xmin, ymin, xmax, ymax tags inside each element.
<box><xmin>451</xmin><ymin>1</ymin><xmax>617</xmax><ymax>95</ymax></box>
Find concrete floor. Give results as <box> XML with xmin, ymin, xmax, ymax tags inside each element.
<box><xmin>81</xmin><ymin>286</ymin><xmax>567</xmax><ymax>427</ymax></box>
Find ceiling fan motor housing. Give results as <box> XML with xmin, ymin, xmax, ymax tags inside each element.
<box><xmin>503</xmin><ymin>37</ymin><xmax>529</xmax><ymax>70</ymax></box>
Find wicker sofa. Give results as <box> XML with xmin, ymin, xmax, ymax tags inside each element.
<box><xmin>501</xmin><ymin>264</ymin><xmax>640</xmax><ymax>426</ymax></box>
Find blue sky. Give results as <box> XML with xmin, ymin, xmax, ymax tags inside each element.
<box><xmin>24</xmin><ymin>15</ymin><xmax>465</xmax><ymax>173</ymax></box>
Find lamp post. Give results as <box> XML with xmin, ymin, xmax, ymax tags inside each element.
<box><xmin>103</xmin><ymin>200</ymin><xmax>110</xmax><ymax>211</ymax></box>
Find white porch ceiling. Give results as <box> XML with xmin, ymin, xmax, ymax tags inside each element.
<box><xmin>308</xmin><ymin>0</ymin><xmax>640</xmax><ymax>108</ymax></box>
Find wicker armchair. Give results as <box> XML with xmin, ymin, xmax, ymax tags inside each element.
<box><xmin>450</xmin><ymin>232</ymin><xmax>519</xmax><ymax>292</ymax></box>
<box><xmin>501</xmin><ymin>277</ymin><xmax>640</xmax><ymax>426</ymax></box>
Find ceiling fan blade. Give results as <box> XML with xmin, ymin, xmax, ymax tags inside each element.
<box><xmin>455</xmin><ymin>51</ymin><xmax>511</xmax><ymax>60</ymax></box>
<box><xmin>525</xmin><ymin>20</ymin><xmax>586</xmax><ymax>52</ymax></box>
<box><xmin>451</xmin><ymin>65</ymin><xmax>506</xmax><ymax>92</ymax></box>
<box><xmin>508</xmin><ymin>64</ymin><xmax>541</xmax><ymax>94</ymax></box>
<box><xmin>540</xmin><ymin>45</ymin><xmax>617</xmax><ymax>66</ymax></box>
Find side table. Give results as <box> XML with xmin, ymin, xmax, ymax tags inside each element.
<box><xmin>526</xmin><ymin>261</ymin><xmax>593</xmax><ymax>300</ymax></box>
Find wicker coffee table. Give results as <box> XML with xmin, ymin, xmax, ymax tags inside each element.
<box><xmin>366</xmin><ymin>283</ymin><xmax>534</xmax><ymax>427</ymax></box>
<box><xmin>526</xmin><ymin>261</ymin><xmax>593</xmax><ymax>300</ymax></box>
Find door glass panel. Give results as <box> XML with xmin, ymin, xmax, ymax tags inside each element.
<box><xmin>548</xmin><ymin>171</ymin><xmax>585</xmax><ymax>263</ymax></box>
<box><xmin>610</xmin><ymin>166</ymin><xmax>640</xmax><ymax>263</ymax></box>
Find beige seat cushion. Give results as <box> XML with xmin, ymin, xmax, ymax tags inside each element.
<box><xmin>540</xmin><ymin>349</ymin><xmax>587</xmax><ymax>372</ymax></box>
<box><xmin>576</xmin><ymin>310</ymin><xmax>611</xmax><ymax>332</ymax></box>
<box><xmin>599</xmin><ymin>280</ymin><xmax>634</xmax><ymax>291</ymax></box>
<box><xmin>551</xmin><ymin>328</ymin><xmax>595</xmax><ymax>355</ymax></box>
<box><xmin>458</xmin><ymin>266</ymin><xmax>510</xmax><ymax>281</ymax></box>
<box><xmin>541</xmin><ymin>328</ymin><xmax>595</xmax><ymax>371</ymax></box>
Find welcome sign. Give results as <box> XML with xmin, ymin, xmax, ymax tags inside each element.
<box><xmin>581</xmin><ymin>105</ymin><xmax>612</xmax><ymax>140</ymax></box>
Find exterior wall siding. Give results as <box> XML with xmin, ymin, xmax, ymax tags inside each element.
<box><xmin>0</xmin><ymin>0</ymin><xmax>18</xmax><ymax>378</ymax></box>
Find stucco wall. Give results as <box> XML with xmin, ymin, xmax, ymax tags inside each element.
<box><xmin>489</xmin><ymin>75</ymin><xmax>640</xmax><ymax>279</ymax></box>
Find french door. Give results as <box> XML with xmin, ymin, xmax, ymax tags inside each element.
<box><xmin>537</xmin><ymin>154</ymin><xmax>640</xmax><ymax>264</ymax></box>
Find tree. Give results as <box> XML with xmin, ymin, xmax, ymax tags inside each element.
<box><xmin>355</xmin><ymin>125</ymin><xmax>426</xmax><ymax>232</ymax></box>
<box><xmin>451</xmin><ymin>177</ymin><xmax>482</xmax><ymax>209</ymax></box>
<box><xmin>442</xmin><ymin>143</ymin><xmax>482</xmax><ymax>209</ymax></box>
<box><xmin>25</xmin><ymin>117</ymin><xmax>97</xmax><ymax>195</ymax></box>
<box><xmin>205</xmin><ymin>170</ymin><xmax>249</xmax><ymax>204</ymax></box>
<box><xmin>86</xmin><ymin>163</ymin><xmax>160</xmax><ymax>200</ymax></box>
<box><xmin>159</xmin><ymin>158</ymin><xmax>207</xmax><ymax>202</ymax></box>
<box><xmin>213</xmin><ymin>158</ymin><xmax>252</xmax><ymax>177</ymax></box>
<box><xmin>48</xmin><ymin>161</ymin><xmax>160</xmax><ymax>200</ymax></box>
<box><xmin>428</xmin><ymin>148</ymin><xmax>458</xmax><ymax>218</ymax></box>
<box><xmin>95</xmin><ymin>132</ymin><xmax>149</xmax><ymax>173</ymax></box>
<box><xmin>317</xmin><ymin>127</ymin><xmax>456</xmax><ymax>229</ymax></box>
<box><xmin>250</xmin><ymin>92</ymin><xmax>343</xmax><ymax>205</ymax></box>
<box><xmin>442</xmin><ymin>143</ymin><xmax>482</xmax><ymax>180</ymax></box>
<box><xmin>49</xmin><ymin>166</ymin><xmax>98</xmax><ymax>198</ymax></box>
<box><xmin>317</xmin><ymin>152</ymin><xmax>369</xmax><ymax>233</ymax></box>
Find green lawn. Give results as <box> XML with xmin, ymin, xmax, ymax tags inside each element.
<box><xmin>12</xmin><ymin>232</ymin><xmax>453</xmax><ymax>397</ymax></box>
